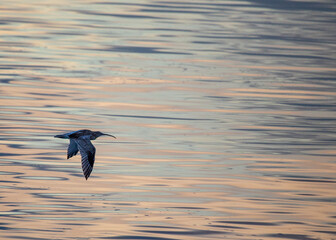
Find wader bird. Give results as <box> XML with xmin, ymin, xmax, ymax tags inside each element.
<box><xmin>54</xmin><ymin>129</ymin><xmax>116</xmax><ymax>180</ymax></box>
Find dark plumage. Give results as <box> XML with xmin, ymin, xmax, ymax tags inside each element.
<box><xmin>54</xmin><ymin>129</ymin><xmax>116</xmax><ymax>180</ymax></box>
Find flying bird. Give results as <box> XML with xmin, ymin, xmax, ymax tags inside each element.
<box><xmin>54</xmin><ymin>129</ymin><xmax>116</xmax><ymax>180</ymax></box>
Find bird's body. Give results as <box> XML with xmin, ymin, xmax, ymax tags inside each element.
<box><xmin>54</xmin><ymin>129</ymin><xmax>116</xmax><ymax>180</ymax></box>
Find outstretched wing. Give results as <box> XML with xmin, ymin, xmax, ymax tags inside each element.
<box><xmin>67</xmin><ymin>139</ymin><xmax>79</xmax><ymax>159</ymax></box>
<box><xmin>74</xmin><ymin>136</ymin><xmax>96</xmax><ymax>180</ymax></box>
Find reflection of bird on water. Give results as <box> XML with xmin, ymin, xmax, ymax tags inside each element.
<box><xmin>54</xmin><ymin>129</ymin><xmax>116</xmax><ymax>180</ymax></box>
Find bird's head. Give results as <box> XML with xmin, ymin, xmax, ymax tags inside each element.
<box><xmin>91</xmin><ymin>131</ymin><xmax>116</xmax><ymax>140</ymax></box>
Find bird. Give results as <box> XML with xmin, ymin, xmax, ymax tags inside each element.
<box><xmin>54</xmin><ymin>129</ymin><xmax>116</xmax><ymax>180</ymax></box>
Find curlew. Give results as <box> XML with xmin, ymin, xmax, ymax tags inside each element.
<box><xmin>54</xmin><ymin>129</ymin><xmax>116</xmax><ymax>180</ymax></box>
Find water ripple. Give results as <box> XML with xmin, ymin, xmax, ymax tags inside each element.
<box><xmin>0</xmin><ymin>0</ymin><xmax>335</xmax><ymax>239</ymax></box>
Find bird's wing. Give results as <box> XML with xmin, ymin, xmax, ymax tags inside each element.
<box><xmin>67</xmin><ymin>139</ymin><xmax>79</xmax><ymax>159</ymax></box>
<box><xmin>74</xmin><ymin>136</ymin><xmax>96</xmax><ymax>180</ymax></box>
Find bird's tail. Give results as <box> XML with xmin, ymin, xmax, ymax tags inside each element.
<box><xmin>54</xmin><ymin>134</ymin><xmax>68</xmax><ymax>139</ymax></box>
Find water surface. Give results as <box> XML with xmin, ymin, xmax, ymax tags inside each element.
<box><xmin>1</xmin><ymin>0</ymin><xmax>336</xmax><ymax>239</ymax></box>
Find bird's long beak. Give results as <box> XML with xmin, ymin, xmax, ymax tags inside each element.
<box><xmin>103</xmin><ymin>133</ymin><xmax>116</xmax><ymax>139</ymax></box>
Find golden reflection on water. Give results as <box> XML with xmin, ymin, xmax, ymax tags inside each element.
<box><xmin>1</xmin><ymin>0</ymin><xmax>336</xmax><ymax>240</ymax></box>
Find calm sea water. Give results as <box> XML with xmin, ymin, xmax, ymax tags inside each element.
<box><xmin>1</xmin><ymin>1</ymin><xmax>336</xmax><ymax>239</ymax></box>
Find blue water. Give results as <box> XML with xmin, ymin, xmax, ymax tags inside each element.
<box><xmin>0</xmin><ymin>1</ymin><xmax>336</xmax><ymax>239</ymax></box>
